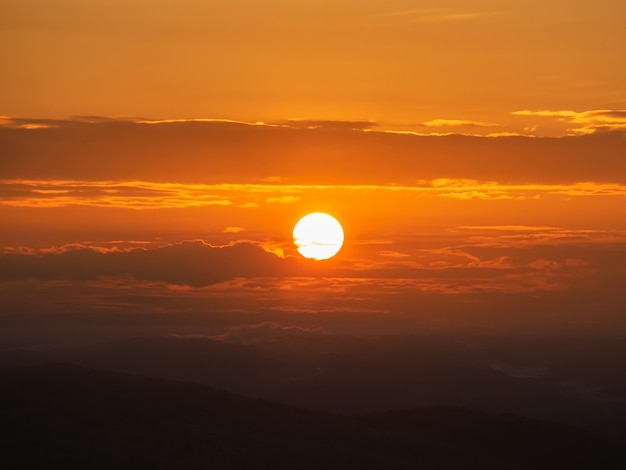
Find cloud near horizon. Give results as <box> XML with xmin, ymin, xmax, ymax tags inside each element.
<box><xmin>2</xmin><ymin>227</ymin><xmax>624</xmax><ymax>334</ymax></box>
<box><xmin>0</xmin><ymin>240</ymin><xmax>291</xmax><ymax>287</ymax></box>
<box><xmin>421</xmin><ymin>119</ymin><xmax>500</xmax><ymax>128</ymax></box>
<box><xmin>512</xmin><ymin>109</ymin><xmax>626</xmax><ymax>135</ymax></box>
<box><xmin>2</xmin><ymin>226</ymin><xmax>624</xmax><ymax>291</ymax></box>
<box><xmin>2</xmin><ymin>178</ymin><xmax>626</xmax><ymax>210</ymax></box>
<box><xmin>1</xmin><ymin>117</ymin><xmax>625</xmax><ymax>335</ymax></box>
<box><xmin>2</xmin><ymin>119</ymin><xmax>625</xmax><ymax>186</ymax></box>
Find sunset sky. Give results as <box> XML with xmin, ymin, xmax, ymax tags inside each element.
<box><xmin>2</xmin><ymin>0</ymin><xmax>626</xmax><ymax>345</ymax></box>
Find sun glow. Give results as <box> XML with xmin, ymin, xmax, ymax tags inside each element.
<box><xmin>293</xmin><ymin>213</ymin><xmax>344</xmax><ymax>260</ymax></box>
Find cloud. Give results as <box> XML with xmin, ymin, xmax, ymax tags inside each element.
<box><xmin>422</xmin><ymin>119</ymin><xmax>499</xmax><ymax>128</ymax></box>
<box><xmin>2</xmin><ymin>117</ymin><xmax>625</xmax><ymax>185</ymax></box>
<box><xmin>513</xmin><ymin>110</ymin><xmax>578</xmax><ymax>118</ymax></box>
<box><xmin>135</xmin><ymin>117</ymin><xmax>268</xmax><ymax>126</ymax></box>
<box><xmin>0</xmin><ymin>240</ymin><xmax>293</xmax><ymax>287</ymax></box>
<box><xmin>458</xmin><ymin>225</ymin><xmax>560</xmax><ymax>232</ymax></box>
<box><xmin>223</xmin><ymin>226</ymin><xmax>246</xmax><ymax>233</ymax></box>
<box><xmin>2</xmin><ymin>178</ymin><xmax>626</xmax><ymax>210</ymax></box>
<box><xmin>512</xmin><ymin>109</ymin><xmax>626</xmax><ymax>134</ymax></box>
<box><xmin>438</xmin><ymin>190</ymin><xmax>515</xmax><ymax>200</ymax></box>
<box><xmin>265</xmin><ymin>196</ymin><xmax>300</xmax><ymax>204</ymax></box>
<box><xmin>271</xmin><ymin>119</ymin><xmax>377</xmax><ymax>130</ymax></box>
<box><xmin>0</xmin><ymin>116</ymin><xmax>379</xmax><ymax>132</ymax></box>
<box><xmin>3</xmin><ymin>227</ymin><xmax>626</xmax><ymax>335</ymax></box>
<box><xmin>0</xmin><ymin>180</ymin><xmax>236</xmax><ymax>209</ymax></box>
<box><xmin>485</xmin><ymin>132</ymin><xmax>528</xmax><ymax>138</ymax></box>
<box><xmin>379</xmin><ymin>251</ymin><xmax>410</xmax><ymax>259</ymax></box>
<box><xmin>5</xmin><ymin>229</ymin><xmax>621</xmax><ymax>291</ymax></box>
<box><xmin>0</xmin><ymin>117</ymin><xmax>71</xmax><ymax>129</ymax></box>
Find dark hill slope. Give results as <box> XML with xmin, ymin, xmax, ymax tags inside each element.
<box><xmin>1</xmin><ymin>364</ymin><xmax>621</xmax><ymax>469</ymax></box>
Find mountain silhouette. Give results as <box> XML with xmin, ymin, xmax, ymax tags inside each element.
<box><xmin>4</xmin><ymin>334</ymin><xmax>626</xmax><ymax>433</ymax></box>
<box><xmin>1</xmin><ymin>363</ymin><xmax>622</xmax><ymax>469</ymax></box>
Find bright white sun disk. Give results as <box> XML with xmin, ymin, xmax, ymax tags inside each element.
<box><xmin>293</xmin><ymin>213</ymin><xmax>344</xmax><ymax>260</ymax></box>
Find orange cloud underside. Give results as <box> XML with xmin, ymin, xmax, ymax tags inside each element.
<box><xmin>1</xmin><ymin>121</ymin><xmax>625</xmax><ymax>334</ymax></box>
<box><xmin>2</xmin><ymin>226</ymin><xmax>624</xmax><ymax>332</ymax></box>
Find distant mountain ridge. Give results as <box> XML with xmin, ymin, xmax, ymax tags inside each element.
<box><xmin>2</xmin><ymin>334</ymin><xmax>626</xmax><ymax>434</ymax></box>
<box><xmin>2</xmin><ymin>363</ymin><xmax>623</xmax><ymax>469</ymax></box>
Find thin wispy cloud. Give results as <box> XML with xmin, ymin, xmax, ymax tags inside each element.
<box><xmin>513</xmin><ymin>109</ymin><xmax>626</xmax><ymax>134</ymax></box>
<box><xmin>0</xmin><ymin>116</ymin><xmax>377</xmax><ymax>132</ymax></box>
<box><xmin>265</xmin><ymin>196</ymin><xmax>300</xmax><ymax>204</ymax></box>
<box><xmin>223</xmin><ymin>226</ymin><xmax>246</xmax><ymax>233</ymax></box>
<box><xmin>2</xmin><ymin>179</ymin><xmax>626</xmax><ymax>209</ymax></box>
<box><xmin>270</xmin><ymin>119</ymin><xmax>377</xmax><ymax>130</ymax></box>
<box><xmin>422</xmin><ymin>119</ymin><xmax>500</xmax><ymax>128</ymax></box>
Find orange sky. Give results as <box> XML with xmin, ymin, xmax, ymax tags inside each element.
<box><xmin>1</xmin><ymin>1</ymin><xmax>626</xmax><ymax>341</ymax></box>
<box><xmin>2</xmin><ymin>121</ymin><xmax>625</xmax><ymax>338</ymax></box>
<box><xmin>3</xmin><ymin>0</ymin><xmax>626</xmax><ymax>135</ymax></box>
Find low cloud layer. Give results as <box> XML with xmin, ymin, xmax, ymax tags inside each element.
<box><xmin>1</xmin><ymin>118</ymin><xmax>625</xmax><ymax>185</ymax></box>
<box><xmin>2</xmin><ymin>178</ymin><xmax>626</xmax><ymax>210</ymax></box>
<box><xmin>2</xmin><ymin>228</ymin><xmax>625</xmax><ymax>332</ymax></box>
<box><xmin>512</xmin><ymin>109</ymin><xmax>626</xmax><ymax>135</ymax></box>
<box><xmin>0</xmin><ymin>241</ymin><xmax>289</xmax><ymax>287</ymax></box>
<box><xmin>1</xmin><ymin>117</ymin><xmax>625</xmax><ymax>337</ymax></box>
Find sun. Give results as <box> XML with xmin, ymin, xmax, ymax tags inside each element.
<box><xmin>293</xmin><ymin>213</ymin><xmax>344</xmax><ymax>260</ymax></box>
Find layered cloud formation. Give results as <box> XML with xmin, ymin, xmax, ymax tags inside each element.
<box><xmin>1</xmin><ymin>119</ymin><xmax>625</xmax><ymax>336</ymax></box>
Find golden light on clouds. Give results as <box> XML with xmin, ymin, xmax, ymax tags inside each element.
<box><xmin>3</xmin><ymin>2</ymin><xmax>625</xmax><ymax>135</ymax></box>
<box><xmin>224</xmin><ymin>226</ymin><xmax>245</xmax><ymax>233</ymax></box>
<box><xmin>1</xmin><ymin>1</ymin><xmax>626</xmax><ymax>339</ymax></box>
<box><xmin>2</xmin><ymin>178</ymin><xmax>626</xmax><ymax>210</ymax></box>
<box><xmin>2</xmin><ymin>9</ymin><xmax>626</xmax><ymax>464</ymax></box>
<box><xmin>512</xmin><ymin>109</ymin><xmax>626</xmax><ymax>134</ymax></box>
